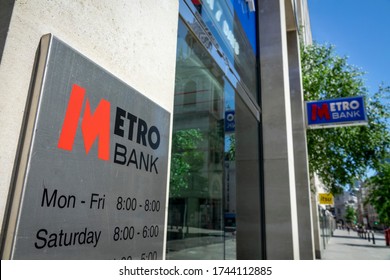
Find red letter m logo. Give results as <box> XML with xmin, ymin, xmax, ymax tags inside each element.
<box><xmin>311</xmin><ymin>103</ymin><xmax>330</xmax><ymax>121</ymax></box>
<box><xmin>58</xmin><ymin>84</ymin><xmax>110</xmax><ymax>160</ymax></box>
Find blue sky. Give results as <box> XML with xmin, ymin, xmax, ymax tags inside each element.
<box><xmin>308</xmin><ymin>0</ymin><xmax>390</xmax><ymax>94</ymax></box>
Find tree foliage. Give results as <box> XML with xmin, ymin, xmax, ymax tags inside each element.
<box><xmin>301</xmin><ymin>42</ymin><xmax>390</xmax><ymax>194</ymax></box>
<box><xmin>225</xmin><ymin>134</ymin><xmax>236</xmax><ymax>161</ymax></box>
<box><xmin>365</xmin><ymin>161</ymin><xmax>390</xmax><ymax>226</ymax></box>
<box><xmin>169</xmin><ymin>129</ymin><xmax>205</xmax><ymax>197</ymax></box>
<box><xmin>344</xmin><ymin>205</ymin><xmax>357</xmax><ymax>225</ymax></box>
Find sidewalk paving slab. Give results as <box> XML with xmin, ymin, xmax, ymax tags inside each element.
<box><xmin>321</xmin><ymin>229</ymin><xmax>390</xmax><ymax>260</ymax></box>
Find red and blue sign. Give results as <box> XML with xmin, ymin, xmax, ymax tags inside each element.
<box><xmin>306</xmin><ymin>96</ymin><xmax>367</xmax><ymax>128</ymax></box>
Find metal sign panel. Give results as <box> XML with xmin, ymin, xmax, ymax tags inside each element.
<box><xmin>306</xmin><ymin>96</ymin><xmax>368</xmax><ymax>129</ymax></box>
<box><xmin>318</xmin><ymin>193</ymin><xmax>334</xmax><ymax>205</ymax></box>
<box><xmin>224</xmin><ymin>110</ymin><xmax>235</xmax><ymax>132</ymax></box>
<box><xmin>3</xmin><ymin>35</ymin><xmax>170</xmax><ymax>259</ymax></box>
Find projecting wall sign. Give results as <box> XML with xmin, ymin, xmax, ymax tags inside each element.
<box><xmin>224</xmin><ymin>110</ymin><xmax>235</xmax><ymax>132</ymax></box>
<box><xmin>2</xmin><ymin>34</ymin><xmax>170</xmax><ymax>259</ymax></box>
<box><xmin>306</xmin><ymin>96</ymin><xmax>368</xmax><ymax>129</ymax></box>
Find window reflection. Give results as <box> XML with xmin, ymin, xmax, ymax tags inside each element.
<box><xmin>187</xmin><ymin>0</ymin><xmax>258</xmax><ymax>98</ymax></box>
<box><xmin>167</xmin><ymin>18</ymin><xmax>234</xmax><ymax>260</ymax></box>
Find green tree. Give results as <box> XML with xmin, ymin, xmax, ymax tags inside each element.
<box><xmin>365</xmin><ymin>161</ymin><xmax>390</xmax><ymax>226</ymax></box>
<box><xmin>301</xmin><ymin>42</ymin><xmax>390</xmax><ymax>194</ymax></box>
<box><xmin>225</xmin><ymin>134</ymin><xmax>235</xmax><ymax>161</ymax></box>
<box><xmin>169</xmin><ymin>129</ymin><xmax>205</xmax><ymax>197</ymax></box>
<box><xmin>344</xmin><ymin>205</ymin><xmax>356</xmax><ymax>225</ymax></box>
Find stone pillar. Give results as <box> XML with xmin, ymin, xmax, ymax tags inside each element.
<box><xmin>287</xmin><ymin>30</ymin><xmax>315</xmax><ymax>259</ymax></box>
<box><xmin>236</xmin><ymin>96</ymin><xmax>263</xmax><ymax>259</ymax></box>
<box><xmin>258</xmin><ymin>0</ymin><xmax>300</xmax><ymax>259</ymax></box>
<box><xmin>310</xmin><ymin>177</ymin><xmax>322</xmax><ymax>259</ymax></box>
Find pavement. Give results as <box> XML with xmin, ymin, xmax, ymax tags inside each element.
<box><xmin>166</xmin><ymin>227</ymin><xmax>390</xmax><ymax>260</ymax></box>
<box><xmin>321</xmin><ymin>229</ymin><xmax>390</xmax><ymax>260</ymax></box>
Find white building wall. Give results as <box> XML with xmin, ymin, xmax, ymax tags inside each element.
<box><xmin>0</xmin><ymin>0</ymin><xmax>179</xmax><ymax>234</ymax></box>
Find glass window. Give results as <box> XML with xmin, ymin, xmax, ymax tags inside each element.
<box><xmin>187</xmin><ymin>0</ymin><xmax>258</xmax><ymax>98</ymax></box>
<box><xmin>168</xmin><ymin>1</ymin><xmax>261</xmax><ymax>260</ymax></box>
<box><xmin>167</xmin><ymin>18</ymin><xmax>234</xmax><ymax>260</ymax></box>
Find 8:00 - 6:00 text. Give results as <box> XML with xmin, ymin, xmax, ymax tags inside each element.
<box><xmin>112</xmin><ymin>225</ymin><xmax>159</xmax><ymax>241</ymax></box>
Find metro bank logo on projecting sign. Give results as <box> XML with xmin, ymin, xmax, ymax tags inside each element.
<box><xmin>306</xmin><ymin>96</ymin><xmax>368</xmax><ymax>128</ymax></box>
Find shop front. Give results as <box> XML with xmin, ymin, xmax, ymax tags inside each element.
<box><xmin>166</xmin><ymin>0</ymin><xmax>262</xmax><ymax>260</ymax></box>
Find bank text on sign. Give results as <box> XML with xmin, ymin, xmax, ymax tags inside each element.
<box><xmin>306</xmin><ymin>96</ymin><xmax>367</xmax><ymax>128</ymax></box>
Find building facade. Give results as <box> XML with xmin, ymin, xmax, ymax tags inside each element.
<box><xmin>356</xmin><ymin>181</ymin><xmax>383</xmax><ymax>230</ymax></box>
<box><xmin>334</xmin><ymin>190</ymin><xmax>358</xmax><ymax>226</ymax></box>
<box><xmin>0</xmin><ymin>0</ymin><xmax>314</xmax><ymax>259</ymax></box>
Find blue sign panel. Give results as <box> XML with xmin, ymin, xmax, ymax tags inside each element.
<box><xmin>306</xmin><ymin>96</ymin><xmax>367</xmax><ymax>128</ymax></box>
<box><xmin>225</xmin><ymin>110</ymin><xmax>235</xmax><ymax>132</ymax></box>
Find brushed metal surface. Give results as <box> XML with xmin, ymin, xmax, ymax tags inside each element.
<box><xmin>8</xmin><ymin>34</ymin><xmax>170</xmax><ymax>259</ymax></box>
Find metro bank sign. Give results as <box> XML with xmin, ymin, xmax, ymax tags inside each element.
<box><xmin>306</xmin><ymin>96</ymin><xmax>368</xmax><ymax>129</ymax></box>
